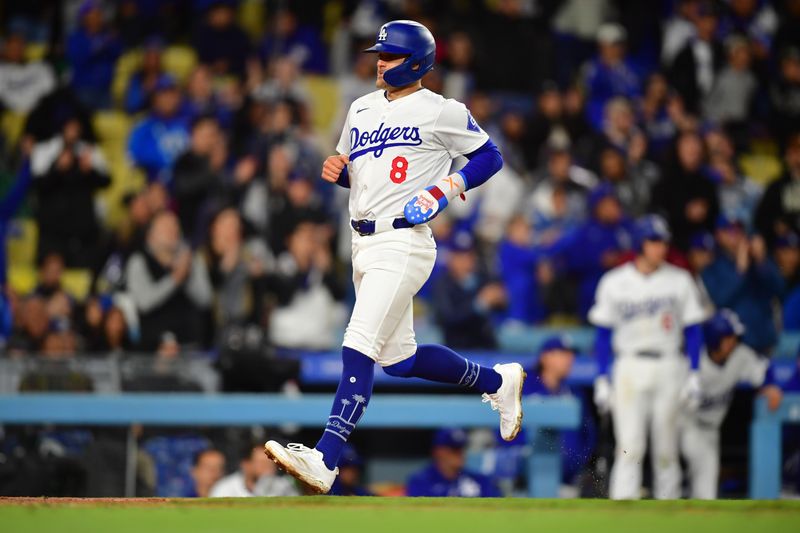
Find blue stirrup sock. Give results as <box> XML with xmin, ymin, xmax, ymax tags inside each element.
<box><xmin>315</xmin><ymin>347</ymin><xmax>375</xmax><ymax>470</ymax></box>
<box><xmin>383</xmin><ymin>344</ymin><xmax>502</xmax><ymax>394</ymax></box>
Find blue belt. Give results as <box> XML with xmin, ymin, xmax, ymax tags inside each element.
<box><xmin>350</xmin><ymin>217</ymin><xmax>415</xmax><ymax>236</ymax></box>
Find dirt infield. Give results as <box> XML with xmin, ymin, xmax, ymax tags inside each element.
<box><xmin>0</xmin><ymin>497</ymin><xmax>172</xmax><ymax>506</ymax></box>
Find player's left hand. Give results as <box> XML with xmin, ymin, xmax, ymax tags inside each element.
<box><xmin>680</xmin><ymin>371</ymin><xmax>702</xmax><ymax>411</ymax></box>
<box><xmin>404</xmin><ymin>186</ymin><xmax>447</xmax><ymax>224</ymax></box>
<box><xmin>404</xmin><ymin>173</ymin><xmax>466</xmax><ymax>225</ymax></box>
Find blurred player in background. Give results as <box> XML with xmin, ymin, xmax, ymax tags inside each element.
<box><xmin>264</xmin><ymin>20</ymin><xmax>524</xmax><ymax>494</ymax></box>
<box><xmin>406</xmin><ymin>428</ymin><xmax>501</xmax><ymax>498</ymax></box>
<box><xmin>681</xmin><ymin>309</ymin><xmax>782</xmax><ymax>499</ymax></box>
<box><xmin>328</xmin><ymin>444</ymin><xmax>372</xmax><ymax>496</ymax></box>
<box><xmin>589</xmin><ymin>214</ymin><xmax>707</xmax><ymax>499</ymax></box>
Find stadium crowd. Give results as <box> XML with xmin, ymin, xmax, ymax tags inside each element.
<box><xmin>1</xmin><ymin>0</ymin><xmax>800</xmax><ymax>498</ymax></box>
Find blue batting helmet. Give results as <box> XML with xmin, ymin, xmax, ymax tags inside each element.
<box><xmin>634</xmin><ymin>214</ymin><xmax>671</xmax><ymax>251</ymax></box>
<box><xmin>703</xmin><ymin>308</ymin><xmax>745</xmax><ymax>353</ymax></box>
<box><xmin>364</xmin><ymin>20</ymin><xmax>436</xmax><ymax>87</ymax></box>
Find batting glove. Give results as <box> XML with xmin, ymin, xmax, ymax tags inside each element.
<box><xmin>404</xmin><ymin>173</ymin><xmax>466</xmax><ymax>224</ymax></box>
<box><xmin>680</xmin><ymin>371</ymin><xmax>702</xmax><ymax>411</ymax></box>
<box><xmin>593</xmin><ymin>375</ymin><xmax>613</xmax><ymax>415</ymax></box>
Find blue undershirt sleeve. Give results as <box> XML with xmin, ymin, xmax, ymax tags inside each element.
<box><xmin>457</xmin><ymin>139</ymin><xmax>503</xmax><ymax>191</ymax></box>
<box><xmin>684</xmin><ymin>324</ymin><xmax>703</xmax><ymax>371</ymax></box>
<box><xmin>762</xmin><ymin>363</ymin><xmax>777</xmax><ymax>387</ymax></box>
<box><xmin>335</xmin><ymin>165</ymin><xmax>350</xmax><ymax>189</ymax></box>
<box><xmin>594</xmin><ymin>326</ymin><xmax>613</xmax><ymax>376</ymax></box>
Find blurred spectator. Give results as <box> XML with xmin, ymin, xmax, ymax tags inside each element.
<box><xmin>189</xmin><ymin>448</ymin><xmax>225</xmax><ymax>498</ymax></box>
<box><xmin>329</xmin><ymin>444</ymin><xmax>372</xmax><ymax>496</ymax></box>
<box><xmin>754</xmin><ymin>133</ymin><xmax>800</xmax><ymax>246</ymax></box>
<box><xmin>497</xmin><ymin>215</ymin><xmax>551</xmax><ymax>325</ymax></box>
<box><xmin>703</xmin><ymin>36</ymin><xmax>758</xmax><ymax>141</ymax></box>
<box><xmin>258</xmin><ymin>8</ymin><xmax>327</xmax><ymax>74</ymax></box>
<box><xmin>210</xmin><ymin>442</ymin><xmax>297</xmax><ymax>497</ymax></box>
<box><xmin>596</xmin><ymin>97</ymin><xmax>648</xmax><ymax>169</ymax></box>
<box><xmin>33</xmin><ymin>252</ymin><xmax>72</xmax><ymax>311</ymax></box>
<box><xmin>769</xmin><ymin>47</ymin><xmax>800</xmax><ymax>146</ymax></box>
<box><xmin>125</xmin><ymin>210</ymin><xmax>212</xmax><ymax>350</ymax></box>
<box><xmin>268</xmin><ymin>165</ymin><xmax>329</xmax><ymax>256</ymax></box>
<box><xmin>267</xmin><ymin>221</ymin><xmax>344</xmax><ymax>350</ymax></box>
<box><xmin>183</xmin><ymin>65</ymin><xmax>236</xmax><ymax>130</ymax></box>
<box><xmin>192</xmin><ymin>1</ymin><xmax>251</xmax><ymax>79</ymax></box>
<box><xmin>563</xmin><ymin>185</ymin><xmax>634</xmax><ymax>319</ymax></box>
<box><xmin>551</xmin><ymin>0</ymin><xmax>614</xmax><ymax>87</ymax></box>
<box><xmin>66</xmin><ymin>0</ymin><xmax>123</xmax><ymax>109</ymax></box>
<box><xmin>773</xmin><ymin>233</ymin><xmax>800</xmax><ymax>330</ymax></box>
<box><xmin>527</xmin><ymin>145</ymin><xmax>596</xmax><ymax>231</ymax></box>
<box><xmin>523</xmin><ymin>81</ymin><xmax>590</xmax><ymax>169</ymax></box>
<box><xmin>582</xmin><ymin>24</ymin><xmax>642</xmax><ymax>130</ymax></box>
<box><xmin>639</xmin><ymin>72</ymin><xmax>695</xmax><ymax>162</ymax></box>
<box><xmin>127</xmin><ymin>75</ymin><xmax>191</xmax><ymax>183</ymax></box>
<box><xmin>596</xmin><ymin>146</ymin><xmax>657</xmax><ymax>217</ymax></box>
<box><xmin>79</xmin><ymin>293</ymin><xmax>134</xmax><ymax>353</ymax></box>
<box><xmin>30</xmin><ymin>117</ymin><xmax>110</xmax><ymax>269</ymax></box>
<box><xmin>433</xmin><ymin>232</ymin><xmax>504</xmax><ymax>349</ymax></box>
<box><xmin>441</xmin><ymin>32</ymin><xmax>475</xmax><ymax>102</ymax></box>
<box><xmin>0</xmin><ymin>28</ymin><xmax>55</xmax><ymax>113</ymax></box>
<box><xmin>251</xmin><ymin>57</ymin><xmax>310</xmax><ymax>110</ymax></box>
<box><xmin>686</xmin><ymin>231</ymin><xmax>716</xmax><ymax>314</ymax></box>
<box><xmin>21</xmin><ymin>86</ymin><xmax>97</xmax><ymax>157</ymax></box>
<box><xmin>204</xmin><ymin>208</ymin><xmax>270</xmax><ymax>335</ymax></box>
<box><xmin>669</xmin><ymin>1</ymin><xmax>724</xmax><ymax>115</ymax></box>
<box><xmin>717</xmin><ymin>0</ymin><xmax>778</xmax><ymax>53</ymax></box>
<box><xmin>701</xmin><ymin>215</ymin><xmax>784</xmax><ymax>352</ymax></box>
<box><xmin>7</xmin><ymin>296</ymin><xmax>50</xmax><ymax>354</ymax></box>
<box><xmin>651</xmin><ymin>131</ymin><xmax>719</xmax><ymax>250</ymax></box>
<box><xmin>662</xmin><ymin>0</ymin><xmax>702</xmax><ymax>67</ymax></box>
<box><xmin>705</xmin><ymin>127</ymin><xmax>762</xmax><ymax>228</ymax></box>
<box><xmin>406</xmin><ymin>428</ymin><xmax>500</xmax><ymax>498</ymax></box>
<box><xmin>518</xmin><ymin>336</ymin><xmax>595</xmax><ymax>489</ymax></box>
<box><xmin>173</xmin><ymin>115</ymin><xmax>228</xmax><ymax>243</ymax></box>
<box><xmin>123</xmin><ymin>36</ymin><xmax>165</xmax><ymax>114</ymax></box>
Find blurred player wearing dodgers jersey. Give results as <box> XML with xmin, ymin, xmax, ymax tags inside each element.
<box><xmin>264</xmin><ymin>20</ymin><xmax>525</xmax><ymax>494</ymax></box>
<box><xmin>589</xmin><ymin>215</ymin><xmax>708</xmax><ymax>500</ymax></box>
<box><xmin>681</xmin><ymin>309</ymin><xmax>782</xmax><ymax>499</ymax></box>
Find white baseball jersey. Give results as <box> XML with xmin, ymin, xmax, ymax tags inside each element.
<box><xmin>692</xmin><ymin>344</ymin><xmax>769</xmax><ymax>428</ymax></box>
<box><xmin>589</xmin><ymin>262</ymin><xmax>707</xmax><ymax>356</ymax></box>
<box><xmin>336</xmin><ymin>88</ymin><xmax>489</xmax><ymax>220</ymax></box>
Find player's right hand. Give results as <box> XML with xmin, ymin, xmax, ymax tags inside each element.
<box><xmin>593</xmin><ymin>375</ymin><xmax>613</xmax><ymax>415</ymax></box>
<box><xmin>680</xmin><ymin>371</ymin><xmax>702</xmax><ymax>411</ymax></box>
<box><xmin>321</xmin><ymin>154</ymin><xmax>349</xmax><ymax>183</ymax></box>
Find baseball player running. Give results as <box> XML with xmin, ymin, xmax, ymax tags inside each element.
<box><xmin>264</xmin><ymin>20</ymin><xmax>525</xmax><ymax>494</ymax></box>
<box><xmin>589</xmin><ymin>215</ymin><xmax>708</xmax><ymax>499</ymax></box>
<box><xmin>681</xmin><ymin>309</ymin><xmax>782</xmax><ymax>499</ymax></box>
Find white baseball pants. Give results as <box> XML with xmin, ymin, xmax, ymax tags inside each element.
<box><xmin>609</xmin><ymin>355</ymin><xmax>688</xmax><ymax>499</ymax></box>
<box><xmin>342</xmin><ymin>225</ymin><xmax>436</xmax><ymax>366</ymax></box>
<box><xmin>680</xmin><ymin>419</ymin><xmax>720</xmax><ymax>499</ymax></box>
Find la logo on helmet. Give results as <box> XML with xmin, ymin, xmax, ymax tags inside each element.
<box><xmin>378</xmin><ymin>26</ymin><xmax>388</xmax><ymax>41</ymax></box>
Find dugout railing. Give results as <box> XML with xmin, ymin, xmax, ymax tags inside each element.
<box><xmin>0</xmin><ymin>393</ymin><xmax>580</xmax><ymax>498</ymax></box>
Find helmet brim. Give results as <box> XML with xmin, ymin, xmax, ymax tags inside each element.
<box><xmin>363</xmin><ymin>42</ymin><xmax>412</xmax><ymax>55</ymax></box>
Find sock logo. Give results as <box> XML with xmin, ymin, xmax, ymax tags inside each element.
<box><xmin>324</xmin><ymin>394</ymin><xmax>368</xmax><ymax>441</ymax></box>
<box><xmin>458</xmin><ymin>360</ymin><xmax>481</xmax><ymax>388</ymax></box>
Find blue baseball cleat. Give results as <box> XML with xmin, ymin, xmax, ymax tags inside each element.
<box><xmin>404</xmin><ymin>186</ymin><xmax>448</xmax><ymax>224</ymax></box>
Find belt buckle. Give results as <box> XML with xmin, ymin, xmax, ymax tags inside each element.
<box><xmin>351</xmin><ymin>219</ymin><xmax>371</xmax><ymax>236</ymax></box>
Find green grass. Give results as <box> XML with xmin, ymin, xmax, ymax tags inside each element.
<box><xmin>2</xmin><ymin>497</ymin><xmax>800</xmax><ymax>533</ymax></box>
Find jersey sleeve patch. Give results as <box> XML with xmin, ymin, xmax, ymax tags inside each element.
<box><xmin>466</xmin><ymin>111</ymin><xmax>481</xmax><ymax>133</ymax></box>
